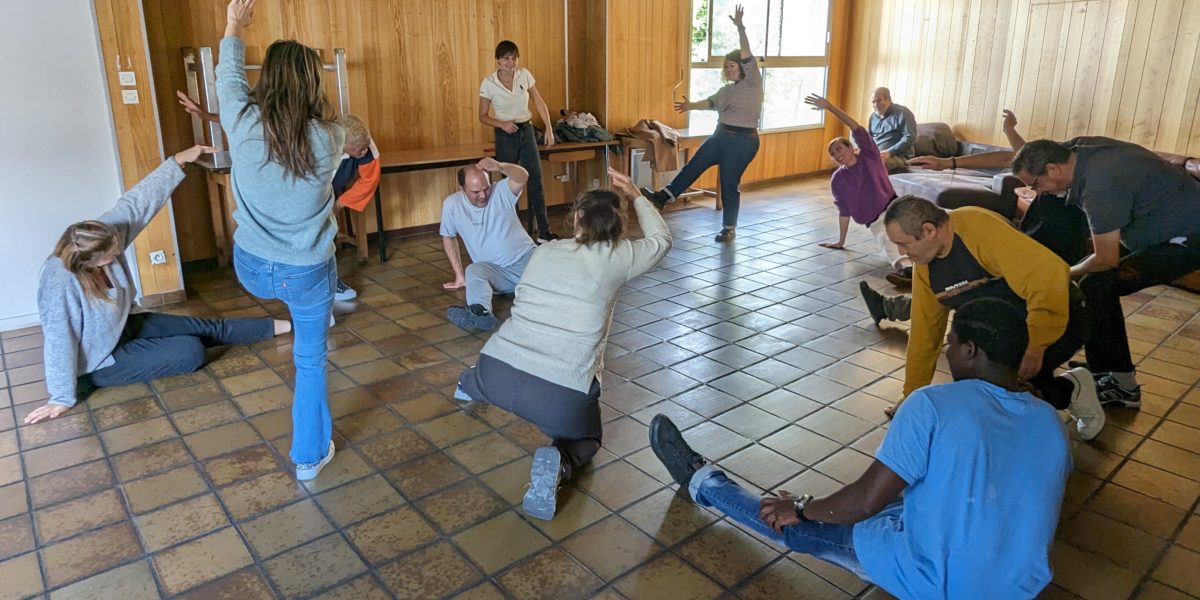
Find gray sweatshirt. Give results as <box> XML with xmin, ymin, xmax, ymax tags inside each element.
<box><xmin>40</xmin><ymin>159</ymin><xmax>185</xmax><ymax>407</ymax></box>
<box><xmin>480</xmin><ymin>196</ymin><xmax>673</xmax><ymax>392</ymax></box>
<box><xmin>216</xmin><ymin>36</ymin><xmax>344</xmax><ymax>266</ymax></box>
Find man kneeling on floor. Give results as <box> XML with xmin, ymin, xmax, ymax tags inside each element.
<box><xmin>441</xmin><ymin>158</ymin><xmax>534</xmax><ymax>331</ymax></box>
<box><xmin>649</xmin><ymin>297</ymin><xmax>1071</xmax><ymax>600</ymax></box>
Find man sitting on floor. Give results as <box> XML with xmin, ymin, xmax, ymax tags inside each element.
<box><xmin>1011</xmin><ymin>138</ymin><xmax>1200</xmax><ymax>408</ymax></box>
<box><xmin>649</xmin><ymin>297</ymin><xmax>1072</xmax><ymax>600</ymax></box>
<box><xmin>441</xmin><ymin>158</ymin><xmax>533</xmax><ymax>331</ymax></box>
<box><xmin>882</xmin><ymin>197</ymin><xmax>1104</xmax><ymax>439</ymax></box>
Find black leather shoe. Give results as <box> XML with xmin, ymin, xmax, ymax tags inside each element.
<box><xmin>639</xmin><ymin>186</ymin><xmax>670</xmax><ymax>210</ymax></box>
<box><xmin>649</xmin><ymin>414</ymin><xmax>707</xmax><ymax>487</ymax></box>
<box><xmin>714</xmin><ymin>229</ymin><xmax>735</xmax><ymax>242</ymax></box>
<box><xmin>860</xmin><ymin>281</ymin><xmax>888</xmax><ymax>326</ymax></box>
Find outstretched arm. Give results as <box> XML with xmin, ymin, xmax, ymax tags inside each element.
<box><xmin>730</xmin><ymin>5</ymin><xmax>751</xmax><ymax>59</ymax></box>
<box><xmin>176</xmin><ymin>90</ymin><xmax>219</xmax><ymax>124</ymax></box>
<box><xmin>758</xmin><ymin>460</ymin><xmax>908</xmax><ymax>530</ymax></box>
<box><xmin>1001</xmin><ymin>109</ymin><xmax>1026</xmax><ymax>151</ymax></box>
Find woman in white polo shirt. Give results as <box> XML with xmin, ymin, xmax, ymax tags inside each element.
<box><xmin>479</xmin><ymin>40</ymin><xmax>558</xmax><ymax>242</ymax></box>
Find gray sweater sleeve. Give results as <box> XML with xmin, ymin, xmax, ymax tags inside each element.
<box><xmin>97</xmin><ymin>158</ymin><xmax>186</xmax><ymax>250</ymax></box>
<box><xmin>626</xmin><ymin>196</ymin><xmax>673</xmax><ymax>279</ymax></box>
<box><xmin>39</xmin><ymin>276</ymin><xmax>84</xmax><ymax>408</ymax></box>
<box><xmin>216</xmin><ymin>36</ymin><xmax>251</xmax><ymax>136</ymax></box>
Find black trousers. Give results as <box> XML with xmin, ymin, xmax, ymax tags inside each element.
<box><xmin>494</xmin><ymin>122</ymin><xmax>550</xmax><ymax>236</ymax></box>
<box><xmin>1080</xmin><ymin>240</ymin><xmax>1200</xmax><ymax>374</ymax></box>
<box><xmin>1030</xmin><ymin>287</ymin><xmax>1089</xmax><ymax>410</ymax></box>
<box><xmin>87</xmin><ymin>313</ymin><xmax>274</xmax><ymax>387</ymax></box>
<box><xmin>459</xmin><ymin>353</ymin><xmax>602</xmax><ymax>481</ymax></box>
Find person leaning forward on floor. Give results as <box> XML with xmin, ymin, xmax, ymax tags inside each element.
<box><xmin>454</xmin><ymin>168</ymin><xmax>672</xmax><ymax>521</ymax></box>
<box><xmin>649</xmin><ymin>297</ymin><xmax>1071</xmax><ymax>600</ymax></box>
<box><xmin>25</xmin><ymin>144</ymin><xmax>290</xmax><ymax>426</ymax></box>
<box><xmin>441</xmin><ymin>158</ymin><xmax>534</xmax><ymax>332</ymax></box>
<box><xmin>1011</xmin><ymin>137</ymin><xmax>1200</xmax><ymax>409</ymax></box>
<box><xmin>882</xmin><ymin>196</ymin><xmax>1106</xmax><ymax>439</ymax></box>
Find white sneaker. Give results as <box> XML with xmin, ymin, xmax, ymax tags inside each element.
<box><xmin>328</xmin><ymin>314</ymin><xmax>335</xmax><ymax>327</ymax></box>
<box><xmin>296</xmin><ymin>441</ymin><xmax>335</xmax><ymax>481</ymax></box>
<box><xmin>1062</xmin><ymin>367</ymin><xmax>1105</xmax><ymax>441</ymax></box>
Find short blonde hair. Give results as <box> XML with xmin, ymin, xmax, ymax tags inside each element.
<box><xmin>338</xmin><ymin>114</ymin><xmax>371</xmax><ymax>145</ymax></box>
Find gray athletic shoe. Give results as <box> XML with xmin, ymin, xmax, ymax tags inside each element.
<box><xmin>523</xmin><ymin>446</ymin><xmax>564</xmax><ymax>520</ymax></box>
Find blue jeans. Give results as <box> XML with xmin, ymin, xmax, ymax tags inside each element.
<box><xmin>666</xmin><ymin>126</ymin><xmax>760</xmax><ymax>228</ymax></box>
<box><xmin>233</xmin><ymin>245</ymin><xmax>334</xmax><ymax>467</ymax></box>
<box><xmin>688</xmin><ymin>465</ymin><xmax>872</xmax><ymax>581</ymax></box>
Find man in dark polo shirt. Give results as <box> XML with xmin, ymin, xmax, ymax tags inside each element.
<box><xmin>1012</xmin><ymin>138</ymin><xmax>1200</xmax><ymax>407</ymax></box>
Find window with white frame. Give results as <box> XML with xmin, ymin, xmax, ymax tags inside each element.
<box><xmin>688</xmin><ymin>0</ymin><xmax>831</xmax><ymax>133</ymax></box>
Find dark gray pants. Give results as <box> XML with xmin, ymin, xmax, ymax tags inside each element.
<box><xmin>87</xmin><ymin>312</ymin><xmax>274</xmax><ymax>387</ymax></box>
<box><xmin>458</xmin><ymin>354</ymin><xmax>602</xmax><ymax>480</ymax></box>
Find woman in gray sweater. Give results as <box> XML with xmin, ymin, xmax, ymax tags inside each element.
<box><xmin>219</xmin><ymin>0</ymin><xmax>345</xmax><ymax>480</ymax></box>
<box><xmin>455</xmin><ymin>168</ymin><xmax>673</xmax><ymax>520</ymax></box>
<box><xmin>24</xmin><ymin>145</ymin><xmax>286</xmax><ymax>425</ymax></box>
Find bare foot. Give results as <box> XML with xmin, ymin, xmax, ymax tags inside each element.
<box><xmin>273</xmin><ymin>319</ymin><xmax>292</xmax><ymax>336</ymax></box>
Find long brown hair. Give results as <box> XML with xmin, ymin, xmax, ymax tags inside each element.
<box><xmin>238</xmin><ymin>40</ymin><xmax>336</xmax><ymax>180</ymax></box>
<box><xmin>573</xmin><ymin>190</ymin><xmax>625</xmax><ymax>246</ymax></box>
<box><xmin>52</xmin><ymin>221</ymin><xmax>121</xmax><ymax>302</ymax></box>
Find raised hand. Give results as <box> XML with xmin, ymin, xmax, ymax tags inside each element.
<box><xmin>226</xmin><ymin>0</ymin><xmax>256</xmax><ymax>33</ymax></box>
<box><xmin>476</xmin><ymin>157</ymin><xmax>502</xmax><ymax>172</ymax></box>
<box><xmin>804</xmin><ymin>93</ymin><xmax>832</xmax><ymax>111</ymax></box>
<box><xmin>730</xmin><ymin>4</ymin><xmax>745</xmax><ymax>29</ymax></box>
<box><xmin>607</xmin><ymin>167</ymin><xmax>638</xmax><ymax>200</ymax></box>
<box><xmin>1001</xmin><ymin>109</ymin><xmax>1018</xmax><ymax>132</ymax></box>
<box><xmin>173</xmin><ymin>144</ymin><xmax>220</xmax><ymax>166</ymax></box>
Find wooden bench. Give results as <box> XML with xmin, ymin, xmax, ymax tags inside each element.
<box><xmin>196</xmin><ymin>140</ymin><xmax>618</xmax><ymax>266</ymax></box>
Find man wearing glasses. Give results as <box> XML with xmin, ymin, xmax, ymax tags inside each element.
<box><xmin>1010</xmin><ymin>138</ymin><xmax>1200</xmax><ymax>408</ymax></box>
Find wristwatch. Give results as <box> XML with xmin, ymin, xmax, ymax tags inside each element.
<box><xmin>792</xmin><ymin>494</ymin><xmax>814</xmax><ymax>522</ymax></box>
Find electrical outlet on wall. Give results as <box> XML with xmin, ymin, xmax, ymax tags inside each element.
<box><xmin>591</xmin><ymin>178</ymin><xmax>600</xmax><ymax>188</ymax></box>
<box><xmin>149</xmin><ymin>250</ymin><xmax>167</xmax><ymax>265</ymax></box>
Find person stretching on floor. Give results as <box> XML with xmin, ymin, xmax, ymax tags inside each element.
<box><xmin>640</xmin><ymin>5</ymin><xmax>762</xmax><ymax>242</ymax></box>
<box><xmin>880</xmin><ymin>196</ymin><xmax>1104</xmax><ymax>439</ymax></box>
<box><xmin>455</xmin><ymin>168</ymin><xmax>672</xmax><ymax>520</ymax></box>
<box><xmin>649</xmin><ymin>297</ymin><xmax>1071</xmax><ymax>600</ymax></box>
<box><xmin>441</xmin><ymin>159</ymin><xmax>533</xmax><ymax>332</ymax></box>
<box><xmin>804</xmin><ymin>93</ymin><xmax>914</xmax><ymax>287</ymax></box>
<box><xmin>24</xmin><ymin>145</ymin><xmax>289</xmax><ymax>425</ymax></box>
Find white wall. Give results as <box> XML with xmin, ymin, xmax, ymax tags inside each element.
<box><xmin>0</xmin><ymin>1</ymin><xmax>123</xmax><ymax>330</ymax></box>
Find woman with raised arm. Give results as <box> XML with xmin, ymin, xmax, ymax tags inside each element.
<box><xmin>454</xmin><ymin>168</ymin><xmax>672</xmax><ymax>521</ymax></box>
<box><xmin>24</xmin><ymin>144</ymin><xmax>289</xmax><ymax>426</ymax></box>
<box><xmin>804</xmin><ymin>93</ymin><xmax>913</xmax><ymax>286</ymax></box>
<box><xmin>219</xmin><ymin>0</ymin><xmax>345</xmax><ymax>480</ymax></box>
<box><xmin>479</xmin><ymin>40</ymin><xmax>559</xmax><ymax>242</ymax></box>
<box><xmin>640</xmin><ymin>4</ymin><xmax>762</xmax><ymax>242</ymax></box>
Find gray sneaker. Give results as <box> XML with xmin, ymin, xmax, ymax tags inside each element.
<box><xmin>524</xmin><ymin>446</ymin><xmax>564</xmax><ymax>520</ymax></box>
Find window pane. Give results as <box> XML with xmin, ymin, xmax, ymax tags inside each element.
<box><xmin>770</xmin><ymin>0</ymin><xmax>829</xmax><ymax>57</ymax></box>
<box><xmin>687</xmin><ymin>68</ymin><xmax>722</xmax><ymax>134</ymax></box>
<box><xmin>760</xmin><ymin>67</ymin><xmax>827</xmax><ymax>130</ymax></box>
<box><xmin>690</xmin><ymin>0</ymin><xmax>710</xmax><ymax>63</ymax></box>
<box><xmin>709</xmin><ymin>0</ymin><xmax>769</xmax><ymax>58</ymax></box>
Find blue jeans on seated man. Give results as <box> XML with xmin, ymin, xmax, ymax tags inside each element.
<box><xmin>233</xmin><ymin>245</ymin><xmax>335</xmax><ymax>468</ymax></box>
<box><xmin>688</xmin><ymin>465</ymin><xmax>876</xmax><ymax>582</ymax></box>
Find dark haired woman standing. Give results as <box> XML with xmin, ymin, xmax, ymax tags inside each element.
<box><xmin>641</xmin><ymin>5</ymin><xmax>762</xmax><ymax>242</ymax></box>
<box><xmin>455</xmin><ymin>169</ymin><xmax>672</xmax><ymax>520</ymax></box>
<box><xmin>479</xmin><ymin>40</ymin><xmax>558</xmax><ymax>241</ymax></box>
<box><xmin>219</xmin><ymin>0</ymin><xmax>345</xmax><ymax>480</ymax></box>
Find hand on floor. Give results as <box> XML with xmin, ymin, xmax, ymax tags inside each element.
<box><xmin>24</xmin><ymin>402</ymin><xmax>69</xmax><ymax>425</ymax></box>
<box><xmin>818</xmin><ymin>241</ymin><xmax>845</xmax><ymax>250</ymax></box>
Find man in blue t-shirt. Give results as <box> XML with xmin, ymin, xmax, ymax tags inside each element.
<box><xmin>440</xmin><ymin>158</ymin><xmax>534</xmax><ymax>331</ymax></box>
<box><xmin>650</xmin><ymin>297</ymin><xmax>1071</xmax><ymax>600</ymax></box>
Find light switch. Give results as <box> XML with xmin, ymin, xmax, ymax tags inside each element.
<box><xmin>121</xmin><ymin>90</ymin><xmax>139</xmax><ymax>104</ymax></box>
<box><xmin>118</xmin><ymin>71</ymin><xmax>136</xmax><ymax>86</ymax></box>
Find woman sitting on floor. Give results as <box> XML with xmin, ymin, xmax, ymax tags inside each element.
<box><xmin>23</xmin><ymin>144</ymin><xmax>288</xmax><ymax>425</ymax></box>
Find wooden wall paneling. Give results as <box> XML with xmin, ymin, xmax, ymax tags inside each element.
<box><xmin>1131</xmin><ymin>0</ymin><xmax>1185</xmax><ymax>148</ymax></box>
<box><xmin>1158</xmin><ymin>0</ymin><xmax>1200</xmax><ymax>154</ymax></box>
<box><xmin>95</xmin><ymin>0</ymin><xmax>183</xmax><ymax>297</ymax></box>
<box><xmin>1064</xmin><ymin>2</ymin><xmax>1109</xmax><ymax>140</ymax></box>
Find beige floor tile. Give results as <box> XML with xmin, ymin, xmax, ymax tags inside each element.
<box><xmin>614</xmin><ymin>553</ymin><xmax>723</xmax><ymax>600</ymax></box>
<box><xmin>499</xmin><ymin>547</ymin><xmax>604</xmax><ymax>600</ymax></box>
<box><xmin>451</xmin><ymin>510</ymin><xmax>551</xmax><ymax>573</ymax></box>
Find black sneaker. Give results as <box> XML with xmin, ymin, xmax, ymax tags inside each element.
<box><xmin>649</xmin><ymin>414</ymin><xmax>707</xmax><ymax>487</ymax></box>
<box><xmin>860</xmin><ymin>280</ymin><xmax>888</xmax><ymax>326</ymax></box>
<box><xmin>1095</xmin><ymin>374</ymin><xmax>1142</xmax><ymax>408</ymax></box>
<box><xmin>885</xmin><ymin>266</ymin><xmax>913</xmax><ymax>287</ymax></box>
<box><xmin>714</xmin><ymin>228</ymin><xmax>736</xmax><ymax>242</ymax></box>
<box><xmin>447</xmin><ymin>304</ymin><xmax>499</xmax><ymax>332</ymax></box>
<box><xmin>639</xmin><ymin>186</ymin><xmax>671</xmax><ymax>210</ymax></box>
<box><xmin>523</xmin><ymin>445</ymin><xmax>564</xmax><ymax>520</ymax></box>
<box><xmin>536</xmin><ymin>231</ymin><xmax>560</xmax><ymax>244</ymax></box>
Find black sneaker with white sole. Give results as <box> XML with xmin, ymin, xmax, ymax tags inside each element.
<box><xmin>523</xmin><ymin>446</ymin><xmax>564</xmax><ymax>520</ymax></box>
<box><xmin>447</xmin><ymin>304</ymin><xmax>499</xmax><ymax>332</ymax></box>
<box><xmin>649</xmin><ymin>414</ymin><xmax>707</xmax><ymax>487</ymax></box>
<box><xmin>334</xmin><ymin>278</ymin><xmax>357</xmax><ymax>302</ymax></box>
<box><xmin>1095</xmin><ymin>374</ymin><xmax>1141</xmax><ymax>408</ymax></box>
<box><xmin>639</xmin><ymin>186</ymin><xmax>671</xmax><ymax>210</ymax></box>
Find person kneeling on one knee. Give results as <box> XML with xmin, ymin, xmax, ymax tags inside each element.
<box><xmin>25</xmin><ymin>145</ymin><xmax>289</xmax><ymax>425</ymax></box>
<box><xmin>441</xmin><ymin>158</ymin><xmax>534</xmax><ymax>332</ymax></box>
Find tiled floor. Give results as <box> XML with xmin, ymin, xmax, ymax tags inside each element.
<box><xmin>2</xmin><ymin>176</ymin><xmax>1200</xmax><ymax>600</ymax></box>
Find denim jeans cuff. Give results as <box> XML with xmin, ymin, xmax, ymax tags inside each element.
<box><xmin>687</xmin><ymin>464</ymin><xmax>721</xmax><ymax>505</ymax></box>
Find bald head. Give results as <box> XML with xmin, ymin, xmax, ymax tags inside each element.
<box><xmin>871</xmin><ymin>87</ymin><xmax>893</xmax><ymax>116</ymax></box>
<box><xmin>457</xmin><ymin>166</ymin><xmax>492</xmax><ymax>207</ymax></box>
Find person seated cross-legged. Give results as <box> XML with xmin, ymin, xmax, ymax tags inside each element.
<box><xmin>441</xmin><ymin>158</ymin><xmax>535</xmax><ymax>331</ymax></box>
<box><xmin>649</xmin><ymin>297</ymin><xmax>1071</xmax><ymax>600</ymax></box>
